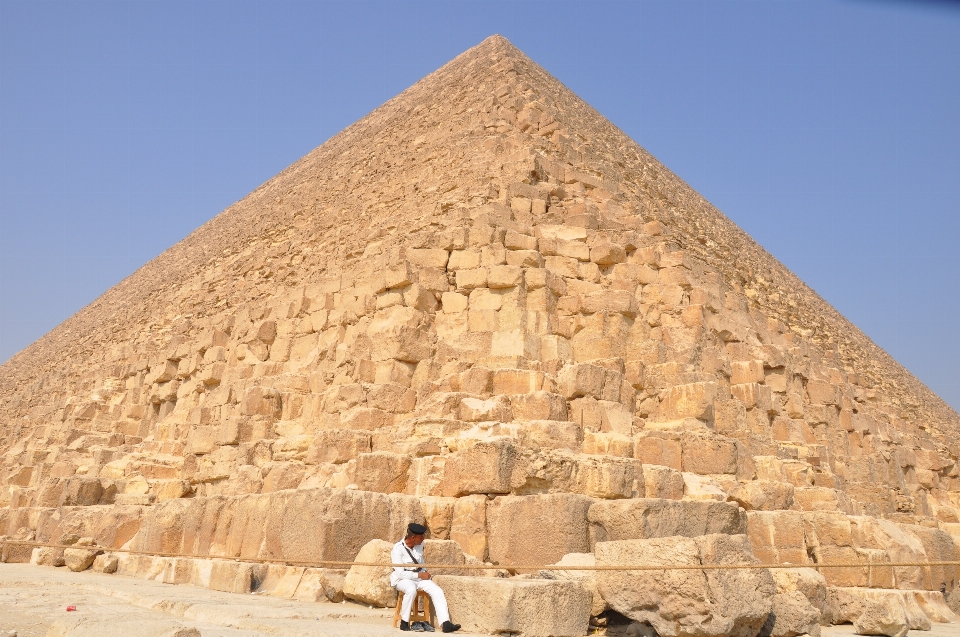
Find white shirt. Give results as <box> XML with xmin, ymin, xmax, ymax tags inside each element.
<box><xmin>390</xmin><ymin>539</ymin><xmax>425</xmax><ymax>587</ymax></box>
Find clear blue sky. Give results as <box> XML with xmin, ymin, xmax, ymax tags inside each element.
<box><xmin>1</xmin><ymin>1</ymin><xmax>958</xmax><ymax>410</ymax></box>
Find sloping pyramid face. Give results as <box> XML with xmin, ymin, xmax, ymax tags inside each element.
<box><xmin>2</xmin><ymin>36</ymin><xmax>959</xmax><ymax>607</ymax></box>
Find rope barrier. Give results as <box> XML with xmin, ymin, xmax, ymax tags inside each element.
<box><xmin>4</xmin><ymin>539</ymin><xmax>960</xmax><ymax>572</ymax></box>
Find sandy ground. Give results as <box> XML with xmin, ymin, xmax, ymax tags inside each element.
<box><xmin>1</xmin><ymin>564</ymin><xmax>957</xmax><ymax>636</ymax></box>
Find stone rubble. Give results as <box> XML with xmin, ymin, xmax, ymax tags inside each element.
<box><xmin>0</xmin><ymin>33</ymin><xmax>958</xmax><ymax>637</ymax></box>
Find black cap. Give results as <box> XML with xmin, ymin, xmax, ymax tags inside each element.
<box><xmin>407</xmin><ymin>523</ymin><xmax>428</xmax><ymax>536</ymax></box>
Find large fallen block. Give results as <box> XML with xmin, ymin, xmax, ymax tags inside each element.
<box><xmin>595</xmin><ymin>534</ymin><xmax>775</xmax><ymax>637</ymax></box>
<box><xmin>588</xmin><ymin>497</ymin><xmax>746</xmax><ymax>545</ymax></box>
<box><xmin>823</xmin><ymin>587</ymin><xmax>933</xmax><ymax>631</ymax></box>
<box><xmin>433</xmin><ymin>575</ymin><xmax>591</xmax><ymax>637</ymax></box>
<box><xmin>343</xmin><ymin>539</ymin><xmax>397</xmax><ymax>607</ymax></box>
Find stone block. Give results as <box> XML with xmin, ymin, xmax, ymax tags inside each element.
<box><xmin>634</xmin><ymin>435</ymin><xmax>682</xmax><ymax>471</ymax></box>
<box><xmin>433</xmin><ymin>575</ymin><xmax>591</xmax><ymax>637</ymax></box>
<box><xmin>747</xmin><ymin>510</ymin><xmax>809</xmax><ymax>566</ymax></box>
<box><xmin>511</xmin><ymin>391</ymin><xmax>567</xmax><ymax>421</ymax></box>
<box><xmin>681</xmin><ymin>433</ymin><xmax>738</xmax><ymax>474</ymax></box>
<box><xmin>355</xmin><ymin>452</ymin><xmax>411</xmax><ymax>494</ymax></box>
<box><xmin>542</xmin><ymin>552</ymin><xmax>607</xmax><ymax>616</ymax></box>
<box><xmin>642</xmin><ymin>464</ymin><xmax>685</xmax><ymax>499</ymax></box>
<box><xmin>487</xmin><ymin>494</ymin><xmax>593</xmax><ymax>568</ymax></box>
<box><xmin>760</xmin><ymin>591</ymin><xmax>821</xmax><ymax>637</ymax></box>
<box><xmin>658</xmin><ymin>382</ymin><xmax>717</xmax><ymax>421</ymax></box>
<box><xmin>92</xmin><ymin>553</ymin><xmax>119</xmax><ymax>573</ymax></box>
<box><xmin>595</xmin><ymin>534</ymin><xmax>774</xmax><ymax>637</ymax></box>
<box><xmin>729</xmin><ymin>480</ymin><xmax>795</xmax><ymax>511</ymax></box>
<box><xmin>588</xmin><ymin>498</ymin><xmax>746</xmax><ymax>545</ymax></box>
<box><xmin>343</xmin><ymin>539</ymin><xmax>397</xmax><ymax>607</ymax></box>
<box><xmin>771</xmin><ymin>567</ymin><xmax>828</xmax><ymax>615</ymax></box>
<box><xmin>441</xmin><ymin>439</ymin><xmax>521</xmax><ymax>497</ymax></box>
<box><xmin>450</xmin><ymin>494</ymin><xmax>488</xmax><ymax>561</ymax></box>
<box><xmin>854</xmin><ymin>600</ymin><xmax>909</xmax><ymax>637</ymax></box>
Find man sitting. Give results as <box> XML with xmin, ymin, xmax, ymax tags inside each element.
<box><xmin>391</xmin><ymin>523</ymin><xmax>461</xmax><ymax>633</ymax></box>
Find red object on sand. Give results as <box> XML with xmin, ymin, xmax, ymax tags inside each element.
<box><xmin>66</xmin><ymin>606</ymin><xmax>76</xmax><ymax>611</ymax></box>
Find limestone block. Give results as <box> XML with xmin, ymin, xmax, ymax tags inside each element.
<box><xmin>714</xmin><ymin>398</ymin><xmax>747</xmax><ymax>436</ymax></box>
<box><xmin>433</xmin><ymin>575</ymin><xmax>591</xmax><ymax>637</ymax></box>
<box><xmin>450</xmin><ymin>494</ymin><xmax>488</xmax><ymax>561</ymax></box>
<box><xmin>488</xmin><ymin>265</ymin><xmax>522</xmax><ymax>288</ymax></box>
<box><xmin>729</xmin><ymin>480</ymin><xmax>795</xmax><ymax>511</ymax></box>
<box><xmin>92</xmin><ymin>553</ymin><xmax>118</xmax><ymax>573</ymax></box>
<box><xmin>747</xmin><ymin>510</ymin><xmax>809</xmax><ymax>565</ymax></box>
<box><xmin>518</xmin><ymin>420</ymin><xmax>582</xmax><ymax>451</ymax></box>
<box><xmin>731</xmin><ymin>360</ymin><xmax>765</xmax><ymax>386</ymax></box>
<box><xmin>642</xmin><ymin>464</ymin><xmax>685</xmax><ymax>499</ymax></box>
<box><xmin>558</xmin><ymin>363</ymin><xmax>609</xmax><ymax>400</ymax></box>
<box><xmin>825</xmin><ymin>588</ymin><xmax>932</xmax><ymax>630</ymax></box>
<box><xmin>681</xmin><ymin>433</ymin><xmax>738</xmax><ymax>474</ymax></box>
<box><xmin>581</xmin><ymin>290</ymin><xmax>637</xmax><ymax>317</ymax></box>
<box><xmin>441</xmin><ymin>439</ymin><xmax>521</xmax><ymax>497</ymax></box>
<box><xmin>408</xmin><ymin>248</ymin><xmax>450</xmax><ymax>269</ymax></box>
<box><xmin>658</xmin><ymin>382</ymin><xmax>717</xmax><ymax>421</ymax></box>
<box><xmin>572</xmin><ymin>455</ymin><xmax>643</xmax><ymax>499</ymax></box>
<box><xmin>731</xmin><ymin>383</ymin><xmax>772</xmax><ymax>412</ymax></box>
<box><xmin>794</xmin><ymin>487</ymin><xmax>855</xmax><ymax>514</ymax></box>
<box><xmin>772</xmin><ymin>567</ymin><xmax>828</xmax><ymax>615</ymax></box>
<box><xmin>511</xmin><ymin>391</ymin><xmax>567</xmax><ymax>421</ymax></box>
<box><xmin>595</xmin><ymin>534</ymin><xmax>774</xmax><ymax>637</ymax></box>
<box><xmin>306</xmin><ymin>430</ymin><xmax>371</xmax><ymax>464</ymax></box>
<box><xmin>64</xmin><ymin>547</ymin><xmax>99</xmax><ymax>572</ymax></box>
<box><xmin>456</xmin><ymin>267</ymin><xmax>489</xmax><ymax>290</ymax></box>
<box><xmin>441</xmin><ymin>291</ymin><xmax>469</xmax><ymax>313</ymax></box>
<box><xmin>543</xmin><ymin>552</ymin><xmax>607</xmax><ymax>616</ymax></box>
<box><xmin>487</xmin><ymin>494</ymin><xmax>593</xmax><ymax>568</ymax></box>
<box><xmin>339</xmin><ymin>406</ymin><xmax>395</xmax><ymax>430</ymax></box>
<box><xmin>355</xmin><ymin>452</ymin><xmax>410</xmax><ymax>493</ymax></box>
<box><xmin>806</xmin><ymin>380</ymin><xmax>840</xmax><ymax>406</ymax></box>
<box><xmin>460</xmin><ymin>395</ymin><xmax>512</xmax><ymax>422</ymax></box>
<box><xmin>760</xmin><ymin>591</ymin><xmax>821</xmax><ymax>637</ymax></box>
<box><xmin>418</xmin><ymin>496</ymin><xmax>455</xmax><ymax>540</ymax></box>
<box><xmin>634</xmin><ymin>435</ymin><xmax>682</xmax><ymax>471</ymax></box>
<box><xmin>582</xmin><ymin>431</ymin><xmax>634</xmax><ymax>457</ymax></box>
<box><xmin>294</xmin><ymin>568</ymin><xmax>346</xmax><ymax>602</ymax></box>
<box><xmin>506</xmin><ymin>249</ymin><xmax>543</xmax><ymax>268</ymax></box>
<box><xmin>343</xmin><ymin>539</ymin><xmax>397</xmax><ymax>607</ymax></box>
<box><xmin>505</xmin><ymin>229</ymin><xmax>537</xmax><ymax>251</ymax></box>
<box><xmin>261</xmin><ymin>461</ymin><xmax>306</xmax><ymax>492</ymax></box>
<box><xmin>208</xmin><ymin>558</ymin><xmax>254</xmax><ymax>593</ymax></box>
<box><xmin>59</xmin><ymin>477</ymin><xmax>104</xmax><ymax>506</ymax></box>
<box><xmin>588</xmin><ymin>498</ymin><xmax>746</xmax><ymax>545</ymax></box>
<box><xmin>590</xmin><ymin>244</ymin><xmax>626</xmax><ymax>266</ymax></box>
<box><xmin>854</xmin><ymin>600</ymin><xmax>909</xmax><ymax>637</ymax></box>
<box><xmin>682</xmin><ymin>472</ymin><xmax>728</xmax><ymax>502</ymax></box>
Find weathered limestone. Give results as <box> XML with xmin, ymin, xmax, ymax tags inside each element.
<box><xmin>595</xmin><ymin>534</ymin><xmax>775</xmax><ymax>637</ymax></box>
<box><xmin>541</xmin><ymin>552</ymin><xmax>607</xmax><ymax>616</ymax></box>
<box><xmin>853</xmin><ymin>600</ymin><xmax>909</xmax><ymax>637</ymax></box>
<box><xmin>760</xmin><ymin>591</ymin><xmax>821</xmax><ymax>637</ymax></box>
<box><xmin>487</xmin><ymin>494</ymin><xmax>593</xmax><ymax>568</ymax></box>
<box><xmin>343</xmin><ymin>539</ymin><xmax>397</xmax><ymax>607</ymax></box>
<box><xmin>588</xmin><ymin>498</ymin><xmax>746</xmax><ymax>545</ymax></box>
<box><xmin>434</xmin><ymin>575</ymin><xmax>591</xmax><ymax>637</ymax></box>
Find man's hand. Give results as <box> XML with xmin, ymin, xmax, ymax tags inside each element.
<box><xmin>418</xmin><ymin>571</ymin><xmax>431</xmax><ymax>580</ymax></box>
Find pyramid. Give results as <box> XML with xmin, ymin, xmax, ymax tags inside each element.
<box><xmin>2</xmin><ymin>35</ymin><xmax>959</xmax><ymax>629</ymax></box>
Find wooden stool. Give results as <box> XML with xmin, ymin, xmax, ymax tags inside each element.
<box><xmin>393</xmin><ymin>589</ymin><xmax>436</xmax><ymax>628</ymax></box>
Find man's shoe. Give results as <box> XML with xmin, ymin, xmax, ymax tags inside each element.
<box><xmin>417</xmin><ymin>621</ymin><xmax>435</xmax><ymax>632</ymax></box>
<box><xmin>411</xmin><ymin>622</ymin><xmax>426</xmax><ymax>632</ymax></box>
<box><xmin>400</xmin><ymin>620</ymin><xmax>411</xmax><ymax>631</ymax></box>
<box><xmin>441</xmin><ymin>621</ymin><xmax>461</xmax><ymax>633</ymax></box>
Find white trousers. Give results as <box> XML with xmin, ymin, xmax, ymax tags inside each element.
<box><xmin>395</xmin><ymin>578</ymin><xmax>450</xmax><ymax>624</ymax></box>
